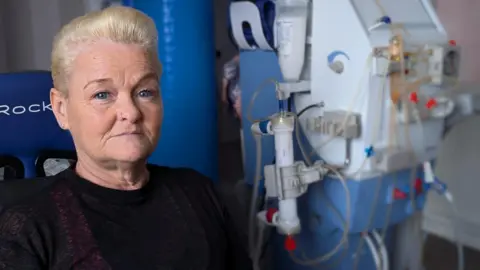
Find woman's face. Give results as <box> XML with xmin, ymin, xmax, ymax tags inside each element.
<box><xmin>51</xmin><ymin>41</ymin><xmax>163</xmax><ymax>164</ymax></box>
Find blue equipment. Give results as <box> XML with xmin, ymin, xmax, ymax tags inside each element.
<box><xmin>0</xmin><ymin>71</ymin><xmax>74</xmax><ymax>178</ymax></box>
<box><xmin>127</xmin><ymin>0</ymin><xmax>218</xmax><ymax>181</ymax></box>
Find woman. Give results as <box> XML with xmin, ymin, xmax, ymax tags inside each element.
<box><xmin>221</xmin><ymin>54</ymin><xmax>241</xmax><ymax>120</ymax></box>
<box><xmin>0</xmin><ymin>7</ymin><xmax>251</xmax><ymax>270</ymax></box>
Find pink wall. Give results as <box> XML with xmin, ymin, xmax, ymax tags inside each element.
<box><xmin>437</xmin><ymin>0</ymin><xmax>480</xmax><ymax>82</ymax></box>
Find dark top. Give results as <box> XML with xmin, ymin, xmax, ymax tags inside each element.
<box><xmin>0</xmin><ymin>165</ymin><xmax>252</xmax><ymax>270</ymax></box>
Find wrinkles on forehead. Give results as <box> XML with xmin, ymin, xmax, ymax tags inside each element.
<box><xmin>60</xmin><ymin>40</ymin><xmax>160</xmax><ymax>96</ymax></box>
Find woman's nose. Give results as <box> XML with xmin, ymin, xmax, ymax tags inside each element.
<box><xmin>116</xmin><ymin>97</ymin><xmax>141</xmax><ymax>122</ymax></box>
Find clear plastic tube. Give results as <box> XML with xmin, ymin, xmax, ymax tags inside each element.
<box><xmin>444</xmin><ymin>191</ymin><xmax>464</xmax><ymax>270</ymax></box>
<box><xmin>364</xmin><ymin>233</ymin><xmax>381</xmax><ymax>270</ymax></box>
<box><xmin>248</xmin><ymin>134</ymin><xmax>263</xmax><ymax>270</ymax></box>
<box><xmin>288</xmin><ymin>165</ymin><xmax>351</xmax><ymax>265</ymax></box>
<box><xmin>372</xmin><ymin>230</ymin><xmax>389</xmax><ymax>270</ymax></box>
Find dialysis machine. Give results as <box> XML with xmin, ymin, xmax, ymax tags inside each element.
<box><xmin>230</xmin><ymin>0</ymin><xmax>466</xmax><ymax>269</ymax></box>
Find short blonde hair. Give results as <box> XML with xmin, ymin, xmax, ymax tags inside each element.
<box><xmin>51</xmin><ymin>6</ymin><xmax>160</xmax><ymax>93</ymax></box>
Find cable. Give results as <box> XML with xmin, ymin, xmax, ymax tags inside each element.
<box><xmin>246</xmin><ymin>78</ymin><xmax>305</xmax><ymax>269</ymax></box>
<box><xmin>292</xmin><ymin>2</ymin><xmax>457</xmax><ymax>269</ymax></box>
<box><xmin>317</xmin><ymin>189</ymin><xmax>350</xmax><ymax>269</ymax></box>
<box><xmin>388</xmin><ymin>12</ymin><xmax>464</xmax><ymax>268</ymax></box>
<box><xmin>253</xmin><ymin>213</ymin><xmax>267</xmax><ymax>270</ymax></box>
<box><xmin>294</xmin><ymin>112</ymin><xmax>313</xmax><ymax>166</ymax></box>
<box><xmin>364</xmin><ymin>233</ymin><xmax>381</xmax><ymax>270</ymax></box>
<box><xmin>367</xmin><ymin>4</ymin><xmax>425</xmax><ymax>264</ymax></box>
<box><xmin>307</xmin><ymin>54</ymin><xmax>374</xmax><ymax>160</ymax></box>
<box><xmin>352</xmin><ymin>176</ymin><xmax>386</xmax><ymax>270</ymax></box>
<box><xmin>374</xmin><ymin>36</ymin><xmax>413</xmax><ymax>261</ymax></box>
<box><xmin>246</xmin><ymin>3</ymin><xmax>434</xmax><ymax>269</ymax></box>
<box><xmin>247</xmin><ymin>78</ymin><xmax>279</xmax><ymax>123</ymax></box>
<box><xmin>443</xmin><ymin>191</ymin><xmax>465</xmax><ymax>270</ymax></box>
<box><xmin>386</xmin><ymin>41</ymin><xmax>465</xmax><ymax>270</ymax></box>
<box><xmin>288</xmin><ymin>165</ymin><xmax>350</xmax><ymax>265</ymax></box>
<box><xmin>421</xmin><ymin>187</ymin><xmax>464</xmax><ymax>270</ymax></box>
<box><xmin>396</xmin><ymin>34</ymin><xmax>420</xmax><ymax>220</ymax></box>
<box><xmin>374</xmin><ymin>0</ymin><xmax>387</xmax><ymax>16</ymax></box>
<box><xmin>352</xmin><ymin>55</ymin><xmax>391</xmax><ymax>270</ymax></box>
<box><xmin>372</xmin><ymin>230</ymin><xmax>389</xmax><ymax>270</ymax></box>
<box><xmin>247</xmin><ymin>104</ymin><xmax>348</xmax><ymax>268</ymax></box>
<box><xmin>347</xmin><ymin>63</ymin><xmax>389</xmax><ymax>178</ymax></box>
<box><xmin>352</xmin><ymin>30</ymin><xmax>425</xmax><ymax>270</ymax></box>
<box><xmin>245</xmin><ymin>77</ymin><xmax>281</xmax><ymax>269</ymax></box>
<box><xmin>297</xmin><ymin>102</ymin><xmax>323</xmax><ymax>118</ymax></box>
<box><xmin>289</xmin><ymin>42</ymin><xmax>386</xmax><ymax>269</ymax></box>
<box><xmin>372</xmin><ymin>36</ymin><xmax>417</xmax><ymax>270</ymax></box>
<box><xmin>248</xmin><ymin>134</ymin><xmax>263</xmax><ymax>270</ymax></box>
<box><xmin>374</xmin><ymin>0</ymin><xmax>410</xmax><ymax>36</ymax></box>
<box><xmin>345</xmin><ymin>65</ymin><xmax>390</xmax><ymax>270</ymax></box>
<box><xmin>282</xmin><ymin>103</ymin><xmax>352</xmax><ymax>266</ymax></box>
<box><xmin>386</xmin><ymin>33</ymin><xmax>464</xmax><ymax>270</ymax></box>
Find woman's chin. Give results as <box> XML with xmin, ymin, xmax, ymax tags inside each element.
<box><xmin>115</xmin><ymin>154</ymin><xmax>148</xmax><ymax>163</ymax></box>
<box><xmin>107</xmin><ymin>145</ymin><xmax>152</xmax><ymax>163</ymax></box>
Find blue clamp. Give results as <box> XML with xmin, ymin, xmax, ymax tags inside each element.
<box><xmin>365</xmin><ymin>146</ymin><xmax>374</xmax><ymax>158</ymax></box>
<box><xmin>405</xmin><ymin>195</ymin><xmax>427</xmax><ymax>214</ymax></box>
<box><xmin>425</xmin><ymin>177</ymin><xmax>448</xmax><ymax>194</ymax></box>
<box><xmin>259</xmin><ymin>120</ymin><xmax>270</xmax><ymax>134</ymax></box>
<box><xmin>379</xmin><ymin>16</ymin><xmax>392</xmax><ymax>25</ymax></box>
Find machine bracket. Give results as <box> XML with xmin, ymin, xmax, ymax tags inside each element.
<box><xmin>277</xmin><ymin>80</ymin><xmax>311</xmax><ymax>100</ymax></box>
<box><xmin>264</xmin><ymin>160</ymin><xmax>327</xmax><ymax>200</ymax></box>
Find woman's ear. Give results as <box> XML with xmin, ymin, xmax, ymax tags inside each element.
<box><xmin>50</xmin><ymin>88</ymin><xmax>69</xmax><ymax>130</ymax></box>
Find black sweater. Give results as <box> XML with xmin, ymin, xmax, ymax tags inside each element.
<box><xmin>0</xmin><ymin>165</ymin><xmax>252</xmax><ymax>270</ymax></box>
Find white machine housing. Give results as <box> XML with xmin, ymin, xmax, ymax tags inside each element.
<box><xmin>291</xmin><ymin>0</ymin><xmax>459</xmax><ymax>180</ymax></box>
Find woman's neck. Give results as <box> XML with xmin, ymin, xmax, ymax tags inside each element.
<box><xmin>75</xmin><ymin>156</ymin><xmax>150</xmax><ymax>190</ymax></box>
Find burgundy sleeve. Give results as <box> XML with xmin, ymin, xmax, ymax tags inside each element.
<box><xmin>0</xmin><ymin>208</ymin><xmax>44</xmax><ymax>269</ymax></box>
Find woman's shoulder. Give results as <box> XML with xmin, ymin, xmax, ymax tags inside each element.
<box><xmin>0</xmin><ymin>173</ymin><xmax>67</xmax><ymax>210</ymax></box>
<box><xmin>0</xmin><ymin>173</ymin><xmax>68</xmax><ymax>239</ymax></box>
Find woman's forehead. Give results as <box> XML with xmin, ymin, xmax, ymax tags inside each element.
<box><xmin>71</xmin><ymin>42</ymin><xmax>157</xmax><ymax>81</ymax></box>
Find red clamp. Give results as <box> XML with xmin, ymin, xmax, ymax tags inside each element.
<box><xmin>284</xmin><ymin>235</ymin><xmax>297</xmax><ymax>251</ymax></box>
<box><xmin>409</xmin><ymin>92</ymin><xmax>418</xmax><ymax>103</ymax></box>
<box><xmin>426</xmin><ymin>98</ymin><xmax>437</xmax><ymax>109</ymax></box>
<box><xmin>393</xmin><ymin>179</ymin><xmax>424</xmax><ymax>201</ymax></box>
<box><xmin>414</xmin><ymin>178</ymin><xmax>423</xmax><ymax>194</ymax></box>
<box><xmin>393</xmin><ymin>188</ymin><xmax>407</xmax><ymax>200</ymax></box>
<box><xmin>266</xmin><ymin>208</ymin><xmax>278</xmax><ymax>223</ymax></box>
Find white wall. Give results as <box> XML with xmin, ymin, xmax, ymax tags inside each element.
<box><xmin>422</xmin><ymin>0</ymin><xmax>480</xmax><ymax>251</ymax></box>
<box><xmin>437</xmin><ymin>0</ymin><xmax>480</xmax><ymax>83</ymax></box>
<box><xmin>0</xmin><ymin>0</ymin><xmax>86</xmax><ymax>72</ymax></box>
<box><xmin>0</xmin><ymin>1</ymin><xmax>8</xmax><ymax>72</ymax></box>
<box><xmin>0</xmin><ymin>0</ymin><xmax>477</xmax><ymax>76</ymax></box>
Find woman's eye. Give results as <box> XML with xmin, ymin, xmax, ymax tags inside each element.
<box><xmin>138</xmin><ymin>89</ymin><xmax>155</xmax><ymax>98</ymax></box>
<box><xmin>94</xmin><ymin>91</ymin><xmax>110</xmax><ymax>100</ymax></box>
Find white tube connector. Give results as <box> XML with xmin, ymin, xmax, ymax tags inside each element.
<box><xmin>271</xmin><ymin>114</ymin><xmax>301</xmax><ymax>234</ymax></box>
<box><xmin>278</xmin><ymin>199</ymin><xmax>300</xmax><ymax>234</ymax></box>
<box><xmin>423</xmin><ymin>161</ymin><xmax>435</xmax><ymax>184</ymax></box>
<box><xmin>251</xmin><ymin>120</ymin><xmax>273</xmax><ymax>136</ymax></box>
